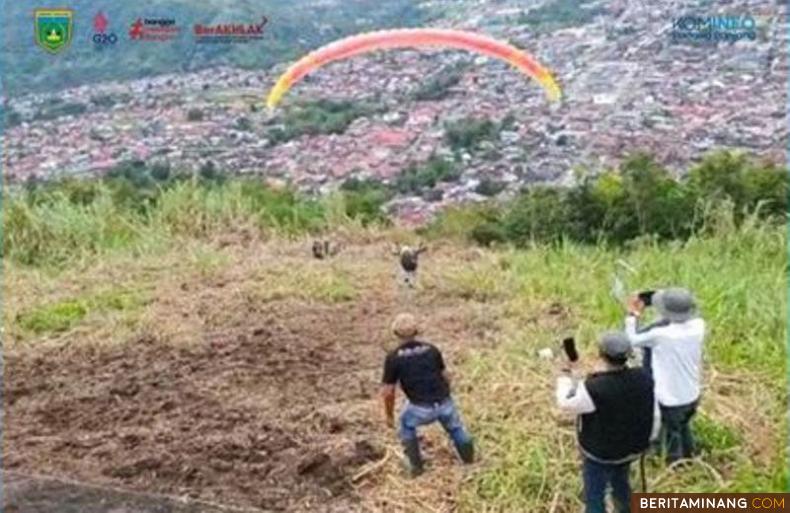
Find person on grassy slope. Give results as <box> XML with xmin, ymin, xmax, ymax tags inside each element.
<box><xmin>380</xmin><ymin>313</ymin><xmax>475</xmax><ymax>477</ymax></box>
<box><xmin>557</xmin><ymin>332</ymin><xmax>659</xmax><ymax>513</ymax></box>
<box><xmin>625</xmin><ymin>288</ymin><xmax>704</xmax><ymax>464</ymax></box>
<box><xmin>395</xmin><ymin>244</ymin><xmax>427</xmax><ymax>289</ymax></box>
<box><xmin>312</xmin><ymin>239</ymin><xmax>341</xmax><ymax>259</ymax></box>
<box><xmin>312</xmin><ymin>239</ymin><xmax>326</xmax><ymax>259</ymax></box>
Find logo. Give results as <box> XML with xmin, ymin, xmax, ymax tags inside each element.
<box><xmin>670</xmin><ymin>14</ymin><xmax>758</xmax><ymax>44</ymax></box>
<box><xmin>34</xmin><ymin>8</ymin><xmax>73</xmax><ymax>54</ymax></box>
<box><xmin>129</xmin><ymin>17</ymin><xmax>179</xmax><ymax>42</ymax></box>
<box><xmin>193</xmin><ymin>16</ymin><xmax>268</xmax><ymax>43</ymax></box>
<box><xmin>632</xmin><ymin>492</ymin><xmax>788</xmax><ymax>512</ymax></box>
<box><xmin>92</xmin><ymin>11</ymin><xmax>118</xmax><ymax>47</ymax></box>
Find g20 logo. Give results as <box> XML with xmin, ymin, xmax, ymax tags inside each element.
<box><xmin>92</xmin><ymin>11</ymin><xmax>118</xmax><ymax>47</ymax></box>
<box><xmin>92</xmin><ymin>32</ymin><xmax>118</xmax><ymax>45</ymax></box>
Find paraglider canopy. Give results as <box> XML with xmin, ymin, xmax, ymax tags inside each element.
<box><xmin>266</xmin><ymin>28</ymin><xmax>562</xmax><ymax>109</ymax></box>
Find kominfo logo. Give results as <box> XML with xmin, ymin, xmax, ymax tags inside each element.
<box><xmin>670</xmin><ymin>14</ymin><xmax>757</xmax><ymax>43</ymax></box>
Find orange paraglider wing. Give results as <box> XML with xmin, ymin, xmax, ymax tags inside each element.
<box><xmin>266</xmin><ymin>28</ymin><xmax>561</xmax><ymax>109</ymax></box>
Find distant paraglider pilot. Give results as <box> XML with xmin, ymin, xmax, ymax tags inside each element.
<box><xmin>381</xmin><ymin>314</ymin><xmax>475</xmax><ymax>477</ymax></box>
<box><xmin>312</xmin><ymin>240</ymin><xmax>326</xmax><ymax>260</ymax></box>
<box><xmin>312</xmin><ymin>239</ymin><xmax>340</xmax><ymax>260</ymax></box>
<box><xmin>395</xmin><ymin>244</ymin><xmax>427</xmax><ymax>288</ymax></box>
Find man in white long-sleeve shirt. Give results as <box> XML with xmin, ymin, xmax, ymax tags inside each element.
<box><xmin>556</xmin><ymin>332</ymin><xmax>659</xmax><ymax>513</ymax></box>
<box><xmin>625</xmin><ymin>287</ymin><xmax>704</xmax><ymax>464</ymax></box>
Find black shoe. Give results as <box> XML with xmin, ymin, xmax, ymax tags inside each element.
<box><xmin>402</xmin><ymin>438</ymin><xmax>424</xmax><ymax>477</ymax></box>
<box><xmin>454</xmin><ymin>440</ymin><xmax>475</xmax><ymax>464</ymax></box>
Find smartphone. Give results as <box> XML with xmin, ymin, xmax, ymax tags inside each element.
<box><xmin>562</xmin><ymin>337</ymin><xmax>578</xmax><ymax>363</ymax></box>
<box><xmin>638</xmin><ymin>290</ymin><xmax>656</xmax><ymax>307</ymax></box>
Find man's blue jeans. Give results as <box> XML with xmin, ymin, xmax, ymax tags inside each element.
<box><xmin>582</xmin><ymin>457</ymin><xmax>631</xmax><ymax>513</ymax></box>
<box><xmin>398</xmin><ymin>397</ymin><xmax>472</xmax><ymax>447</ymax></box>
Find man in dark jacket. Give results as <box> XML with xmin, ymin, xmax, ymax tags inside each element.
<box><xmin>381</xmin><ymin>313</ymin><xmax>475</xmax><ymax>477</ymax></box>
<box><xmin>556</xmin><ymin>332</ymin><xmax>659</xmax><ymax>513</ymax></box>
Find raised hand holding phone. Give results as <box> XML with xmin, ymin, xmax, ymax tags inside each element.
<box><xmin>637</xmin><ymin>290</ymin><xmax>655</xmax><ymax>307</ymax></box>
<box><xmin>628</xmin><ymin>295</ymin><xmax>645</xmax><ymax>316</ymax></box>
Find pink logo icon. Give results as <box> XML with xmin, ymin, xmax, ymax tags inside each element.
<box><xmin>93</xmin><ymin>11</ymin><xmax>108</xmax><ymax>33</ymax></box>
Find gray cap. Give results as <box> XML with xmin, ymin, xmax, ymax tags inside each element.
<box><xmin>654</xmin><ymin>288</ymin><xmax>697</xmax><ymax>323</ymax></box>
<box><xmin>599</xmin><ymin>331</ymin><xmax>632</xmax><ymax>361</ymax></box>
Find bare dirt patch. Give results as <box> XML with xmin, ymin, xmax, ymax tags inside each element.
<box><xmin>5</xmin><ymin>242</ymin><xmax>492</xmax><ymax>512</ymax></box>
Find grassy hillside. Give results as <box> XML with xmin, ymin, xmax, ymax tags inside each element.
<box><xmin>3</xmin><ymin>153</ymin><xmax>787</xmax><ymax>510</ymax></box>
<box><xmin>0</xmin><ymin>0</ymin><xmax>422</xmax><ymax>96</ymax></box>
<box><xmin>452</xmin><ymin>220</ymin><xmax>787</xmax><ymax>511</ymax></box>
<box><xmin>4</xmin><ymin>212</ymin><xmax>786</xmax><ymax>512</ymax></box>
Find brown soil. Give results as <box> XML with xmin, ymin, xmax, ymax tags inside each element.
<box><xmin>5</xmin><ymin>244</ymin><xmax>487</xmax><ymax>512</ymax></box>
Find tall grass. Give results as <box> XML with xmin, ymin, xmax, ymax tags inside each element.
<box><xmin>2</xmin><ymin>179</ymin><xmax>384</xmax><ymax>267</ymax></box>
<box><xmin>4</xmin><ymin>190</ymin><xmax>146</xmax><ymax>265</ymax></box>
<box><xmin>450</xmin><ymin>209</ymin><xmax>787</xmax><ymax>512</ymax></box>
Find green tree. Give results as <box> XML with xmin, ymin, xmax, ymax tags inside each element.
<box><xmin>688</xmin><ymin>151</ymin><xmax>788</xmax><ymax>220</ymax></box>
<box><xmin>742</xmin><ymin>161</ymin><xmax>788</xmax><ymax>217</ymax></box>
<box><xmin>475</xmin><ymin>178</ymin><xmax>507</xmax><ymax>197</ymax></box>
<box><xmin>235</xmin><ymin>116</ymin><xmax>253</xmax><ymax>131</ymax></box>
<box><xmin>395</xmin><ymin>157</ymin><xmax>459</xmax><ymax>194</ymax></box>
<box><xmin>445</xmin><ymin>117</ymin><xmax>500</xmax><ymax>151</ymax></box>
<box><xmin>688</xmin><ymin>151</ymin><xmax>750</xmax><ymax>208</ymax></box>
<box><xmin>502</xmin><ymin>187</ymin><xmax>572</xmax><ymax>245</ymax></box>
<box><xmin>412</xmin><ymin>64</ymin><xmax>465</xmax><ymax>101</ymax></box>
<box><xmin>620</xmin><ymin>153</ymin><xmax>694</xmax><ymax>239</ymax></box>
<box><xmin>339</xmin><ymin>177</ymin><xmax>393</xmax><ymax>225</ymax></box>
<box><xmin>269</xmin><ymin>100</ymin><xmax>381</xmax><ymax>144</ymax></box>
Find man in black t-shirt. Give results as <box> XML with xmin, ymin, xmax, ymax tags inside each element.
<box><xmin>381</xmin><ymin>313</ymin><xmax>475</xmax><ymax>477</ymax></box>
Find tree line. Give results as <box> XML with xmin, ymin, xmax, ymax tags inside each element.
<box><xmin>428</xmin><ymin>151</ymin><xmax>787</xmax><ymax>246</ymax></box>
<box><xmin>6</xmin><ymin>149</ymin><xmax>786</xmax><ymax>266</ymax></box>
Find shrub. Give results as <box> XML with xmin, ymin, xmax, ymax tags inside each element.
<box><xmin>688</xmin><ymin>151</ymin><xmax>788</xmax><ymax>220</ymax></box>
<box><xmin>475</xmin><ymin>178</ymin><xmax>507</xmax><ymax>197</ymax></box>
<box><xmin>470</xmin><ymin>222</ymin><xmax>508</xmax><ymax>246</ymax></box>
<box><xmin>339</xmin><ymin>179</ymin><xmax>393</xmax><ymax>226</ymax></box>
<box><xmin>268</xmin><ymin>99</ymin><xmax>381</xmax><ymax>144</ymax></box>
<box><xmin>412</xmin><ymin>64</ymin><xmax>465</xmax><ymax>101</ymax></box>
<box><xmin>620</xmin><ymin>153</ymin><xmax>695</xmax><ymax>239</ymax></box>
<box><xmin>502</xmin><ymin>186</ymin><xmax>573</xmax><ymax>245</ymax></box>
<box><xmin>445</xmin><ymin>117</ymin><xmax>501</xmax><ymax>151</ymax></box>
<box><xmin>425</xmin><ymin>203</ymin><xmax>504</xmax><ymax>243</ymax></box>
<box><xmin>235</xmin><ymin>116</ymin><xmax>253</xmax><ymax>131</ymax></box>
<box><xmin>395</xmin><ymin>156</ymin><xmax>460</xmax><ymax>194</ymax></box>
